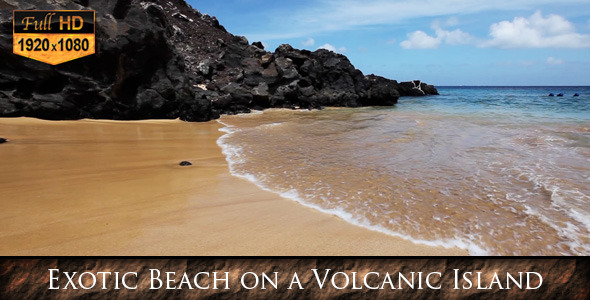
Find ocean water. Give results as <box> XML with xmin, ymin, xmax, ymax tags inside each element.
<box><xmin>217</xmin><ymin>86</ymin><xmax>590</xmax><ymax>255</ymax></box>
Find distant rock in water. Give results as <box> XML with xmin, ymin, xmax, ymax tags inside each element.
<box><xmin>179</xmin><ymin>161</ymin><xmax>192</xmax><ymax>166</ymax></box>
<box><xmin>557</xmin><ymin>93</ymin><xmax>564</xmax><ymax>97</ymax></box>
<box><xmin>0</xmin><ymin>0</ymin><xmax>438</xmax><ymax>122</ymax></box>
<box><xmin>396</xmin><ymin>80</ymin><xmax>438</xmax><ymax>96</ymax></box>
<box><xmin>548</xmin><ymin>93</ymin><xmax>555</xmax><ymax>97</ymax></box>
<box><xmin>0</xmin><ymin>137</ymin><xmax>6</xmax><ymax>144</ymax></box>
<box><xmin>574</xmin><ymin>93</ymin><xmax>580</xmax><ymax>97</ymax></box>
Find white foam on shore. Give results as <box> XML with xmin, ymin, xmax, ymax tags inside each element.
<box><xmin>216</xmin><ymin>119</ymin><xmax>489</xmax><ymax>256</ymax></box>
<box><xmin>519</xmin><ymin>170</ymin><xmax>590</xmax><ymax>254</ymax></box>
<box><xmin>259</xmin><ymin>122</ymin><xmax>284</xmax><ymax>128</ymax></box>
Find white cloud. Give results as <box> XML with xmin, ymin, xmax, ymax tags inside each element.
<box><xmin>401</xmin><ymin>20</ymin><xmax>473</xmax><ymax>49</ymax></box>
<box><xmin>318</xmin><ymin>43</ymin><xmax>336</xmax><ymax>51</ymax></box>
<box><xmin>302</xmin><ymin>37</ymin><xmax>315</xmax><ymax>47</ymax></box>
<box><xmin>431</xmin><ymin>16</ymin><xmax>460</xmax><ymax>29</ymax></box>
<box><xmin>547</xmin><ymin>57</ymin><xmax>564</xmax><ymax>65</ymax></box>
<box><xmin>400</xmin><ymin>31</ymin><xmax>441</xmax><ymax>49</ymax></box>
<box><xmin>481</xmin><ymin>11</ymin><xmax>590</xmax><ymax>48</ymax></box>
<box><xmin>435</xmin><ymin>28</ymin><xmax>473</xmax><ymax>45</ymax></box>
<box><xmin>445</xmin><ymin>16</ymin><xmax>460</xmax><ymax>27</ymax></box>
<box><xmin>246</xmin><ymin>0</ymin><xmax>587</xmax><ymax>41</ymax></box>
<box><xmin>317</xmin><ymin>43</ymin><xmax>347</xmax><ymax>53</ymax></box>
<box><xmin>402</xmin><ymin>11</ymin><xmax>590</xmax><ymax>50</ymax></box>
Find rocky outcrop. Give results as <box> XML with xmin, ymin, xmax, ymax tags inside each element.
<box><xmin>1</xmin><ymin>0</ymin><xmax>217</xmax><ymax>121</ymax></box>
<box><xmin>396</xmin><ymin>80</ymin><xmax>439</xmax><ymax>96</ymax></box>
<box><xmin>0</xmin><ymin>0</ymin><xmax>438</xmax><ymax>122</ymax></box>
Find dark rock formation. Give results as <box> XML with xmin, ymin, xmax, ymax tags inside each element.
<box><xmin>0</xmin><ymin>0</ymin><xmax>438</xmax><ymax>122</ymax></box>
<box><xmin>251</xmin><ymin>41</ymin><xmax>264</xmax><ymax>50</ymax></box>
<box><xmin>1</xmin><ymin>0</ymin><xmax>212</xmax><ymax>121</ymax></box>
<box><xmin>0</xmin><ymin>137</ymin><xmax>6</xmax><ymax>144</ymax></box>
<box><xmin>179</xmin><ymin>161</ymin><xmax>192</xmax><ymax>166</ymax></box>
<box><xmin>395</xmin><ymin>80</ymin><xmax>438</xmax><ymax>96</ymax></box>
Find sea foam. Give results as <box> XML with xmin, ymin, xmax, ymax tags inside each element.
<box><xmin>216</xmin><ymin>119</ymin><xmax>489</xmax><ymax>256</ymax></box>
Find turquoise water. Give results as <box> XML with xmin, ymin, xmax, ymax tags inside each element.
<box><xmin>219</xmin><ymin>87</ymin><xmax>590</xmax><ymax>255</ymax></box>
<box><xmin>400</xmin><ymin>86</ymin><xmax>590</xmax><ymax>121</ymax></box>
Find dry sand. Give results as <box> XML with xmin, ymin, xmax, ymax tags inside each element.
<box><xmin>0</xmin><ymin>117</ymin><xmax>467</xmax><ymax>255</ymax></box>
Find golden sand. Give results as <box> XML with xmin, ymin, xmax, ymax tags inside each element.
<box><xmin>0</xmin><ymin>117</ymin><xmax>467</xmax><ymax>255</ymax></box>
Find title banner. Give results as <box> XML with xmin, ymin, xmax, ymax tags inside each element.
<box><xmin>0</xmin><ymin>258</ymin><xmax>588</xmax><ymax>299</ymax></box>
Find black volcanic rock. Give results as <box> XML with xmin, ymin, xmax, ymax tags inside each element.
<box><xmin>0</xmin><ymin>0</ymin><xmax>212</xmax><ymax>120</ymax></box>
<box><xmin>0</xmin><ymin>0</ymin><xmax>438</xmax><ymax>122</ymax></box>
<box><xmin>251</xmin><ymin>41</ymin><xmax>264</xmax><ymax>49</ymax></box>
<box><xmin>179</xmin><ymin>161</ymin><xmax>192</xmax><ymax>166</ymax></box>
<box><xmin>420</xmin><ymin>82</ymin><xmax>439</xmax><ymax>95</ymax></box>
<box><xmin>361</xmin><ymin>75</ymin><xmax>400</xmax><ymax>106</ymax></box>
<box><xmin>0</xmin><ymin>137</ymin><xmax>6</xmax><ymax>144</ymax></box>
<box><xmin>396</xmin><ymin>80</ymin><xmax>439</xmax><ymax>96</ymax></box>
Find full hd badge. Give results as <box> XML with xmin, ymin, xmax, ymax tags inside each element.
<box><xmin>13</xmin><ymin>10</ymin><xmax>95</xmax><ymax>65</ymax></box>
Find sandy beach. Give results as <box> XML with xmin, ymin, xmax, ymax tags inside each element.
<box><xmin>0</xmin><ymin>117</ymin><xmax>466</xmax><ymax>256</ymax></box>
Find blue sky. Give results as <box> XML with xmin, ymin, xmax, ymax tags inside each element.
<box><xmin>188</xmin><ymin>0</ymin><xmax>590</xmax><ymax>86</ymax></box>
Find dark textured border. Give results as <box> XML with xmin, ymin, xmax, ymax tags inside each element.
<box><xmin>0</xmin><ymin>257</ymin><xmax>589</xmax><ymax>299</ymax></box>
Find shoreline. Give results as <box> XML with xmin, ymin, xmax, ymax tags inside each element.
<box><xmin>0</xmin><ymin>117</ymin><xmax>467</xmax><ymax>256</ymax></box>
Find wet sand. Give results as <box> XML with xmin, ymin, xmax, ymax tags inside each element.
<box><xmin>0</xmin><ymin>117</ymin><xmax>466</xmax><ymax>256</ymax></box>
